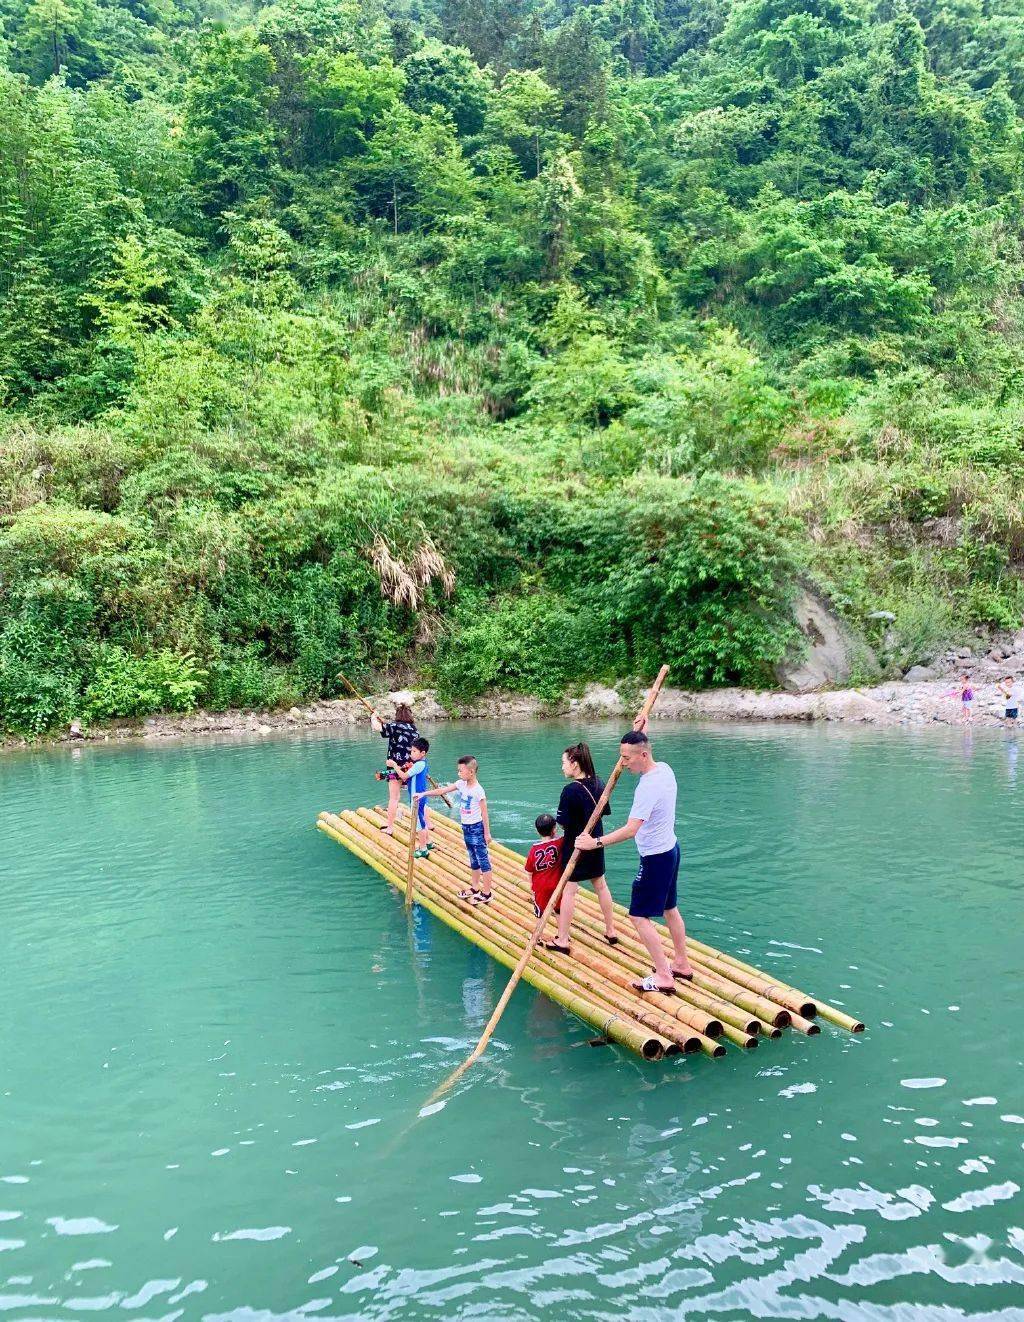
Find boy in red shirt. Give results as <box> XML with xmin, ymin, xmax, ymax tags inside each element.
<box><xmin>524</xmin><ymin>813</ymin><xmax>563</xmax><ymax>917</ymax></box>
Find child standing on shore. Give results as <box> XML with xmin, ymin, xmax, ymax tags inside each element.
<box><xmin>417</xmin><ymin>755</ymin><xmax>493</xmax><ymax>905</ymax></box>
<box><xmin>999</xmin><ymin>675</ymin><xmax>1021</xmax><ymax>727</ymax></box>
<box><xmin>946</xmin><ymin>674</ymin><xmax>974</xmax><ymax>724</ymax></box>
<box><xmin>524</xmin><ymin>814</ymin><xmax>563</xmax><ymax>918</ymax></box>
<box><xmin>390</xmin><ymin>737</ymin><xmax>431</xmax><ymax>857</ymax></box>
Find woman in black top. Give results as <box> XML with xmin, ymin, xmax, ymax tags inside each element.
<box><xmin>546</xmin><ymin>741</ymin><xmax>619</xmax><ymax>951</ymax></box>
<box><xmin>370</xmin><ymin>702</ymin><xmax>417</xmax><ymax>834</ymax></box>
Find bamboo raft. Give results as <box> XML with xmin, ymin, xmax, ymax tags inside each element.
<box><xmin>317</xmin><ymin>805</ymin><xmax>865</xmax><ymax>1062</ymax></box>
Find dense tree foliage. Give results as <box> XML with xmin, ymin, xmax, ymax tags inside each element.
<box><xmin>1</xmin><ymin>0</ymin><xmax>1023</xmax><ymax>730</ymax></box>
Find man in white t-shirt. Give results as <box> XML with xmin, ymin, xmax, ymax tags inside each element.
<box><xmin>577</xmin><ymin>720</ymin><xmax>693</xmax><ymax>994</ymax></box>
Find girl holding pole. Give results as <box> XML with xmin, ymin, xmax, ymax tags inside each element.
<box><xmin>371</xmin><ymin>701</ymin><xmax>418</xmax><ymax>834</ymax></box>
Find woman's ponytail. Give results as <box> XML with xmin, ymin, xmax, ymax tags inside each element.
<box><xmin>564</xmin><ymin>742</ymin><xmax>596</xmax><ymax>778</ymax></box>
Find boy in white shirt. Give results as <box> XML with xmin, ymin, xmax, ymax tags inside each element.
<box><xmin>416</xmin><ymin>755</ymin><xmax>494</xmax><ymax>905</ymax></box>
<box><xmin>999</xmin><ymin>675</ymin><xmax>1022</xmax><ymax>726</ymax></box>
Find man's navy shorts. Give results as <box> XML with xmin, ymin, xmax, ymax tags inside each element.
<box><xmin>629</xmin><ymin>843</ymin><xmax>680</xmax><ymax>918</ymax></box>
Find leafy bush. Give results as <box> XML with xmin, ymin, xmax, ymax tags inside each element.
<box><xmin>870</xmin><ymin>590</ymin><xmax>958</xmax><ymax>673</ymax></box>
<box><xmin>433</xmin><ymin>593</ymin><xmax>626</xmax><ymax>708</ymax></box>
<box><xmin>560</xmin><ymin>476</ymin><xmax>806</xmax><ymax>686</ymax></box>
<box><xmin>204</xmin><ymin>645</ymin><xmax>296</xmax><ymax>710</ymax></box>
<box><xmin>84</xmin><ymin>648</ymin><xmax>207</xmax><ymax>720</ymax></box>
<box><xmin>622</xmin><ymin>330</ymin><xmax>792</xmax><ymax>473</ymax></box>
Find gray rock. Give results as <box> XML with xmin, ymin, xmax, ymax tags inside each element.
<box><xmin>903</xmin><ymin>665</ymin><xmax>935</xmax><ymax>682</ymax></box>
<box><xmin>955</xmin><ymin>647</ymin><xmax>973</xmax><ymax>659</ymax></box>
<box><xmin>777</xmin><ymin>589</ymin><xmax>880</xmax><ymax>693</ymax></box>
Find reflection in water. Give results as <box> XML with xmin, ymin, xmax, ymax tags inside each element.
<box><xmin>412</xmin><ymin>904</ymin><xmax>432</xmax><ymax>959</ymax></box>
<box><xmin>461</xmin><ymin>946</ymin><xmax>492</xmax><ymax>1027</ymax></box>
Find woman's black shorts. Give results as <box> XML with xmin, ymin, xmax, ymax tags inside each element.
<box><xmin>568</xmin><ymin>846</ymin><xmax>606</xmax><ymax>883</ymax></box>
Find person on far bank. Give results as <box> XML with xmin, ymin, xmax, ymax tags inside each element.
<box><xmin>998</xmin><ymin>674</ymin><xmax>1022</xmax><ymax>727</ymax></box>
<box><xmin>575</xmin><ymin>719</ymin><xmax>693</xmax><ymax>994</ymax></box>
<box><xmin>371</xmin><ymin>701</ymin><xmax>417</xmax><ymax>834</ymax></box>
<box><xmin>949</xmin><ymin>674</ymin><xmax>973</xmax><ymax>724</ymax></box>
<box><xmin>417</xmin><ymin>755</ymin><xmax>494</xmax><ymax>905</ymax></box>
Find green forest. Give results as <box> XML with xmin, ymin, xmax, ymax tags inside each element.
<box><xmin>2</xmin><ymin>0</ymin><xmax>1023</xmax><ymax>731</ymax></box>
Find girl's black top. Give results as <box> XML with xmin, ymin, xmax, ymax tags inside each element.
<box><xmin>556</xmin><ymin>776</ymin><xmax>611</xmax><ymax>882</ymax></box>
<box><xmin>381</xmin><ymin>720</ymin><xmax>417</xmax><ymax>765</ymax></box>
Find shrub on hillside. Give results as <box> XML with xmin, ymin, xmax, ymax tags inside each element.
<box><xmin>84</xmin><ymin>647</ymin><xmax>207</xmax><ymax>720</ymax></box>
<box><xmin>560</xmin><ymin>475</ymin><xmax>805</xmax><ymax>686</ymax></box>
<box><xmin>433</xmin><ymin>593</ymin><xmax>624</xmax><ymax>708</ymax></box>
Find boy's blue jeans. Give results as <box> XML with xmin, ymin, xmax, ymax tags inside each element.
<box><xmin>462</xmin><ymin>821</ymin><xmax>491</xmax><ymax>873</ymax></box>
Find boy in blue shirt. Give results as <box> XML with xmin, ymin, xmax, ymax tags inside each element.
<box><xmin>389</xmin><ymin>737</ymin><xmax>432</xmax><ymax>857</ymax></box>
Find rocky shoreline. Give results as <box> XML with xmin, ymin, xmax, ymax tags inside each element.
<box><xmin>3</xmin><ymin>670</ymin><xmax>1021</xmax><ymax>754</ymax></box>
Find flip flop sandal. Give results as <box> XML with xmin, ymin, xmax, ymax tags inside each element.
<box><xmin>632</xmin><ymin>975</ymin><xmax>676</xmax><ymax>995</ymax></box>
<box><xmin>413</xmin><ymin>849</ymin><xmax>430</xmax><ymax>858</ymax></box>
<box><xmin>604</xmin><ymin>935</ymin><xmax>620</xmax><ymax>946</ymax></box>
<box><xmin>673</xmin><ymin>971</ymin><xmax>694</xmax><ymax>982</ymax></box>
<box><xmin>541</xmin><ymin>941</ymin><xmax>571</xmax><ymax>954</ymax></box>
<box><xmin>470</xmin><ymin>892</ymin><xmax>492</xmax><ymax>906</ymax></box>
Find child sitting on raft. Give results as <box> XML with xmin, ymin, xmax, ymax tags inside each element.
<box><xmin>390</xmin><ymin>737</ymin><xmax>432</xmax><ymax>857</ymax></box>
<box><xmin>524</xmin><ymin>814</ymin><xmax>563</xmax><ymax>918</ymax></box>
<box><xmin>416</xmin><ymin>755</ymin><xmax>493</xmax><ymax>906</ymax></box>
<box><xmin>371</xmin><ymin>702</ymin><xmax>417</xmax><ymax>834</ymax></box>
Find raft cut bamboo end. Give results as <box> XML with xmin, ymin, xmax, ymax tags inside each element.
<box><xmin>318</xmin><ymin>803</ymin><xmax>866</xmax><ymax>1063</ymax></box>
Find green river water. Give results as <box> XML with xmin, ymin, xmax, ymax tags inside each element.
<box><xmin>2</xmin><ymin>720</ymin><xmax>1023</xmax><ymax>1320</ymax></box>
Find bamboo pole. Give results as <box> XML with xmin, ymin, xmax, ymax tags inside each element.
<box><xmin>806</xmin><ymin>1002</ymin><xmax>865</xmax><ymax>1034</ymax></box>
<box><xmin>379</xmin><ymin>814</ymin><xmax>725</xmax><ymax>1046</ymax></box>
<box><xmin>415</xmin><ymin>810</ymin><xmax>783</xmax><ymax>1038</ymax></box>
<box><xmin>456</xmin><ymin>818</ymin><xmax>801</xmax><ymax>1028</ymax></box>
<box><xmin>428</xmin><ymin>666</ymin><xmax>672</xmax><ymax>1096</ymax></box>
<box><xmin>422</xmin><ymin>810</ymin><xmax>793</xmax><ymax>1030</ymax></box>
<box><xmin>341</xmin><ymin>811</ymin><xmax>714</xmax><ymax>1057</ymax></box>
<box><xmin>404</xmin><ymin>793</ymin><xmax>418</xmax><ymax>911</ymax></box>
<box><xmin>338</xmin><ymin>670</ymin><xmax>453</xmax><ymax>807</ymax></box>
<box><xmin>685</xmin><ymin>941</ymin><xmax>865</xmax><ymax>1032</ymax></box>
<box><xmin>318</xmin><ymin>814</ymin><xmax>671</xmax><ymax>1060</ymax></box>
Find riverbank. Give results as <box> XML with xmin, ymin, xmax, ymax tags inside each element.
<box><xmin>3</xmin><ymin>675</ymin><xmax>1020</xmax><ymax>752</ymax></box>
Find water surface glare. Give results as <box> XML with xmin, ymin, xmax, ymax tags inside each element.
<box><xmin>2</xmin><ymin>721</ymin><xmax>1023</xmax><ymax>1319</ymax></box>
